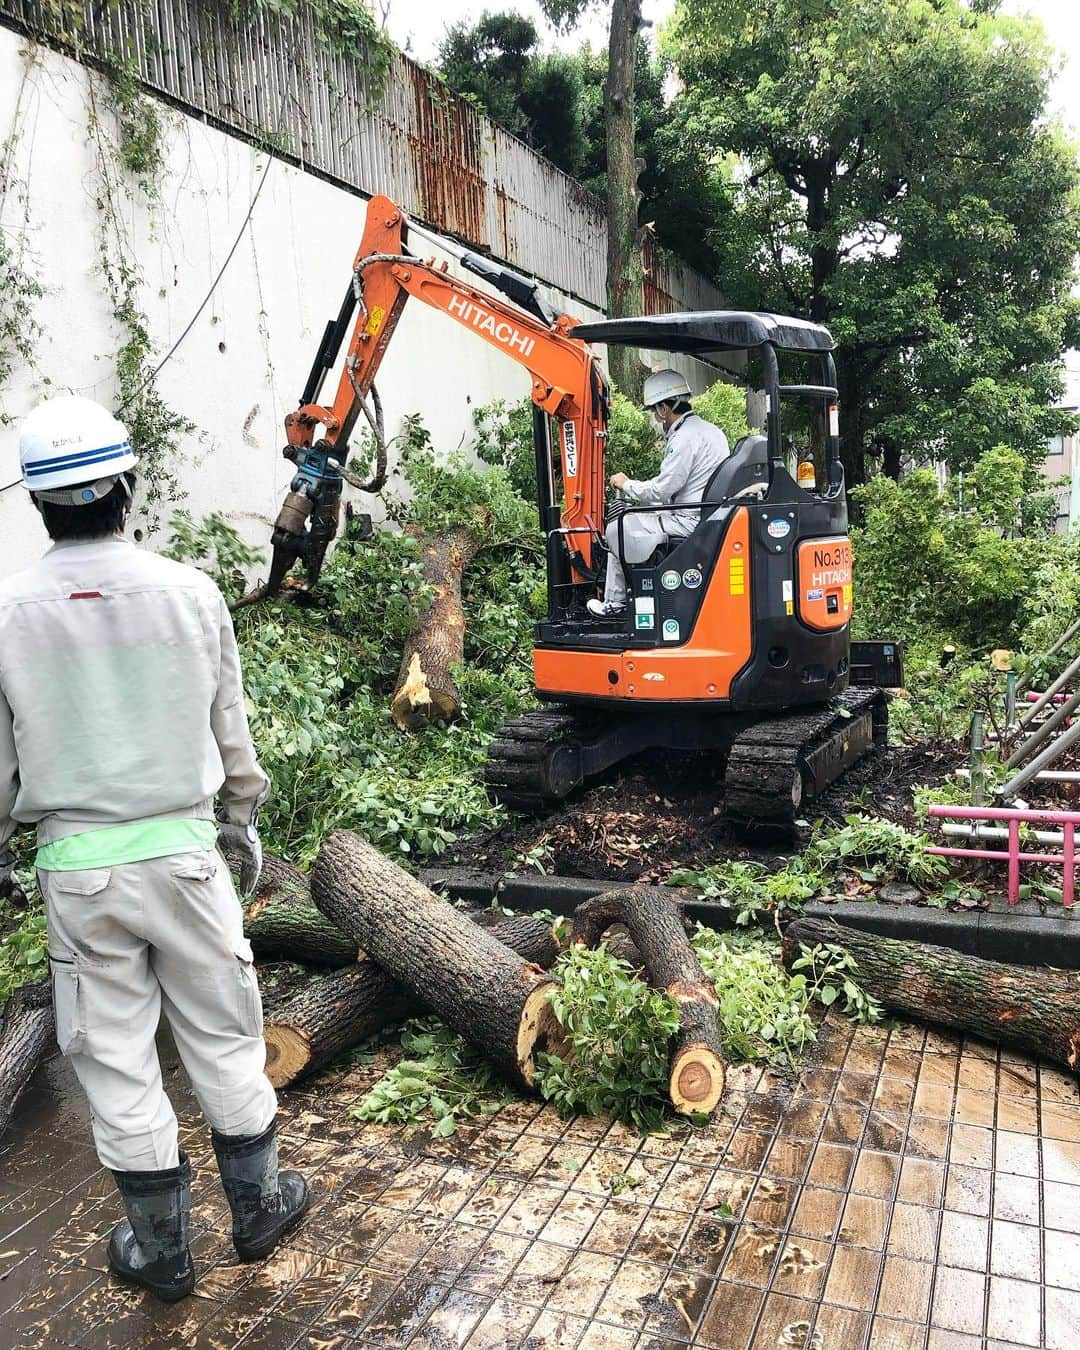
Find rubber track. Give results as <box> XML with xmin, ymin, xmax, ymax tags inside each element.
<box><xmin>724</xmin><ymin>687</ymin><xmax>885</xmax><ymax>823</ymax></box>
<box><xmin>483</xmin><ymin>705</ymin><xmax>586</xmax><ymax>812</ymax></box>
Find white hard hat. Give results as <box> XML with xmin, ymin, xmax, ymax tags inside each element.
<box><xmin>19</xmin><ymin>396</ymin><xmax>137</xmax><ymax>503</ymax></box>
<box><xmin>643</xmin><ymin>368</ymin><xmax>693</xmax><ymax>409</ymax></box>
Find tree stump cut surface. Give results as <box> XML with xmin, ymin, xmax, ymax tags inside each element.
<box><xmin>573</xmin><ymin>888</ymin><xmax>726</xmax><ymax>1115</ymax></box>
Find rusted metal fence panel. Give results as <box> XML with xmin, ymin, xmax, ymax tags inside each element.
<box><xmin>0</xmin><ymin>0</ymin><xmax>723</xmax><ymax>315</ymax></box>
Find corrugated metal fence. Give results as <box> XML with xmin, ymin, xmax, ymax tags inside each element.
<box><xmin>0</xmin><ymin>0</ymin><xmax>723</xmax><ymax>315</ymax></box>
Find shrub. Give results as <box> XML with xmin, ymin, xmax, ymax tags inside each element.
<box><xmin>850</xmin><ymin>445</ymin><xmax>1072</xmax><ymax>660</ymax></box>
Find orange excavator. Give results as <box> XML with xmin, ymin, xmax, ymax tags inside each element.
<box><xmin>266</xmin><ymin>194</ymin><xmax>898</xmax><ymax>822</ymax></box>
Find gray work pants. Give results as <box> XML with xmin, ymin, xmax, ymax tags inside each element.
<box><xmin>42</xmin><ymin>849</ymin><xmax>277</xmax><ymax>1171</ymax></box>
<box><xmin>603</xmin><ymin>514</ymin><xmax>669</xmax><ymax>606</ymax></box>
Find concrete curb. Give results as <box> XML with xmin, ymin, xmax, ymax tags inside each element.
<box><xmin>799</xmin><ymin>897</ymin><xmax>1080</xmax><ymax>969</ymax></box>
<box><xmin>419</xmin><ymin>868</ymin><xmax>736</xmax><ymax>929</ymax></box>
<box><xmin>420</xmin><ymin>869</ymin><xmax>1080</xmax><ymax>968</ymax></box>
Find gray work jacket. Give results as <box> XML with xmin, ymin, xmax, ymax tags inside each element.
<box><xmin>623</xmin><ymin>412</ymin><xmax>730</xmax><ymax>537</ymax></box>
<box><xmin>0</xmin><ymin>536</ymin><xmax>269</xmax><ymax>849</ymax></box>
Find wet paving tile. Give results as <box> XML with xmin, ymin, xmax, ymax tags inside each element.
<box><xmin>936</xmin><ymin>1210</ymin><xmax>988</xmax><ymax>1272</ymax></box>
<box><xmin>930</xmin><ymin>1264</ymin><xmax>986</xmax><ymax>1335</ymax></box>
<box><xmin>821</xmin><ymin>1243</ymin><xmax>882</xmax><ymax>1312</ymax></box>
<box><xmin>7</xmin><ymin>1017</ymin><xmax>1078</xmax><ymax>1349</ymax></box>
<box><xmin>885</xmin><ymin>1202</ymin><xmax>938</xmax><ymax>1261</ymax></box>
<box><xmin>695</xmin><ymin>1281</ymin><xmax>764</xmax><ymax>1350</ymax></box>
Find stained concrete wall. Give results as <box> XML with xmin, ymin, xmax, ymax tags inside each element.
<box><xmin>0</xmin><ymin>30</ymin><xmax>722</xmax><ymax>580</ymax></box>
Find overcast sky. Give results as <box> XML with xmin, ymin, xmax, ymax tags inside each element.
<box><xmin>383</xmin><ymin>0</ymin><xmax>675</xmax><ymax>61</ymax></box>
<box><xmin>1004</xmin><ymin>0</ymin><xmax>1080</xmax><ymax>128</ymax></box>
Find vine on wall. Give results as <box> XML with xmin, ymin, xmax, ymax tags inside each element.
<box><xmin>86</xmin><ymin>72</ymin><xmax>191</xmax><ymax>531</ymax></box>
<box><xmin>0</xmin><ymin>50</ymin><xmax>44</xmax><ymax>413</ymax></box>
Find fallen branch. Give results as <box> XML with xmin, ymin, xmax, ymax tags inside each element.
<box><xmin>572</xmin><ymin>889</ymin><xmax>726</xmax><ymax>1115</ymax></box>
<box><xmin>0</xmin><ymin>981</ymin><xmax>55</xmax><ymax>1137</ymax></box>
<box><xmin>262</xmin><ymin>915</ymin><xmax>561</xmax><ymax>1089</ymax></box>
<box><xmin>312</xmin><ymin>831</ymin><xmax>565</xmax><ymax>1089</ymax></box>
<box><xmin>390</xmin><ymin>525</ymin><xmax>484</xmax><ymax>730</ymax></box>
<box><xmin>781</xmin><ymin>917</ymin><xmax>1080</xmax><ymax>1073</ymax></box>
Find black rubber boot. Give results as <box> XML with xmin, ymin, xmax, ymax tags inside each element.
<box><xmin>108</xmin><ymin>1150</ymin><xmax>195</xmax><ymax>1302</ymax></box>
<box><xmin>211</xmin><ymin>1120</ymin><xmax>308</xmax><ymax>1262</ymax></box>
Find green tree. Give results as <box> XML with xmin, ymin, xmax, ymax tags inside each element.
<box><xmin>575</xmin><ymin>41</ymin><xmax>730</xmax><ymax>278</ymax></box>
<box><xmin>666</xmin><ymin>0</ymin><xmax>1080</xmax><ymax>486</ymax></box>
<box><xmin>437</xmin><ymin>12</ymin><xmax>585</xmax><ymax>176</ymax></box>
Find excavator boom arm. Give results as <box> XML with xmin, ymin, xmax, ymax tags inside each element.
<box><xmin>270</xmin><ymin>195</ymin><xmax>608</xmax><ymax>595</ymax></box>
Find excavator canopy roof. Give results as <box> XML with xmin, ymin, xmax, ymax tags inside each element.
<box><xmin>569</xmin><ymin>310</ymin><xmax>834</xmax><ymax>355</ymax></box>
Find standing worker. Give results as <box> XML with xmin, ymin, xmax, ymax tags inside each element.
<box><xmin>588</xmin><ymin>369</ymin><xmax>729</xmax><ymax>618</ymax></box>
<box><xmin>0</xmin><ymin>396</ymin><xmax>307</xmax><ymax>1302</ymax></box>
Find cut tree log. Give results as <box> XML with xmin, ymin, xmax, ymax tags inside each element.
<box><xmin>572</xmin><ymin>889</ymin><xmax>726</xmax><ymax>1115</ymax></box>
<box><xmin>241</xmin><ymin>853</ymin><xmax>358</xmax><ymax>967</ymax></box>
<box><xmin>390</xmin><ymin>525</ymin><xmax>484</xmax><ymax>730</ymax></box>
<box><xmin>312</xmin><ymin>830</ymin><xmax>565</xmax><ymax>1089</ymax></box>
<box><xmin>782</xmin><ymin>917</ymin><xmax>1080</xmax><ymax>1074</ymax></box>
<box><xmin>0</xmin><ymin>980</ymin><xmax>55</xmax><ymax>1137</ymax></box>
<box><xmin>261</xmin><ymin>915</ymin><xmax>561</xmax><ymax>1089</ymax></box>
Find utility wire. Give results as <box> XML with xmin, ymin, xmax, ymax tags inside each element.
<box><xmin>3</xmin><ymin>118</ymin><xmax>282</xmax><ymax>497</ymax></box>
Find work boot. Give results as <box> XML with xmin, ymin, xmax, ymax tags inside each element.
<box><xmin>108</xmin><ymin>1151</ymin><xmax>195</xmax><ymax>1302</ymax></box>
<box><xmin>211</xmin><ymin>1120</ymin><xmax>308</xmax><ymax>1262</ymax></box>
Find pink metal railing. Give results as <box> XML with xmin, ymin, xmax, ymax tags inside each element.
<box><xmin>927</xmin><ymin>804</ymin><xmax>1078</xmax><ymax>907</ymax></box>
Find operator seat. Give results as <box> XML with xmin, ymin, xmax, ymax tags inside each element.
<box><xmin>619</xmin><ymin>433</ymin><xmax>772</xmax><ymax>573</ymax></box>
<box><xmin>701</xmin><ymin>433</ymin><xmax>769</xmax><ymax>509</ymax></box>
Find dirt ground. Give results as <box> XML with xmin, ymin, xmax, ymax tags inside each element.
<box><xmin>450</xmin><ymin>742</ymin><xmax>960</xmax><ymax>886</ymax></box>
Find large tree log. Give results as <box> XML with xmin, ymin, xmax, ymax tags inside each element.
<box><xmin>0</xmin><ymin>981</ymin><xmax>55</xmax><ymax>1137</ymax></box>
<box><xmin>390</xmin><ymin>526</ymin><xmax>484</xmax><ymax>730</ymax></box>
<box><xmin>782</xmin><ymin>917</ymin><xmax>1080</xmax><ymax>1074</ymax></box>
<box><xmin>262</xmin><ymin>915</ymin><xmax>561</xmax><ymax>1089</ymax></box>
<box><xmin>312</xmin><ymin>831</ymin><xmax>565</xmax><ymax>1089</ymax></box>
<box><xmin>572</xmin><ymin>889</ymin><xmax>726</xmax><ymax>1116</ymax></box>
<box><xmin>241</xmin><ymin>853</ymin><xmax>358</xmax><ymax>967</ymax></box>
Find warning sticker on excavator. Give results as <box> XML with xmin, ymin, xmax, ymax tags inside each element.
<box><xmin>729</xmin><ymin>557</ymin><xmax>745</xmax><ymax>595</ymax></box>
<box><xmin>364</xmin><ymin>305</ymin><xmax>386</xmax><ymax>337</ymax></box>
<box><xmin>562</xmin><ymin>422</ymin><xmax>578</xmax><ymax>478</ymax></box>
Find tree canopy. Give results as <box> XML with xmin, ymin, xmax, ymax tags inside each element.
<box><xmin>436</xmin><ymin>12</ymin><xmax>586</xmax><ymax>176</ymax></box>
<box><xmin>436</xmin><ymin>11</ymin><xmax>726</xmax><ymax>278</ymax></box>
<box><xmin>665</xmin><ymin>0</ymin><xmax>1080</xmax><ymax>484</ymax></box>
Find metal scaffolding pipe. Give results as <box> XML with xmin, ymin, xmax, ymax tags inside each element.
<box><xmin>1035</xmin><ymin>771</ymin><xmax>1080</xmax><ymax>783</ymax></box>
<box><xmin>1000</xmin><ymin>714</ymin><xmax>1080</xmax><ymax>800</ymax></box>
<box><xmin>1044</xmin><ymin>615</ymin><xmax>1080</xmax><ymax>661</ymax></box>
<box><xmin>942</xmin><ymin>822</ymin><xmax>1064</xmax><ymax>846</ymax></box>
<box><xmin>1006</xmin><ymin>684</ymin><xmax>1080</xmax><ymax>770</ymax></box>
<box><xmin>1017</xmin><ymin>616</ymin><xmax>1080</xmax><ymax>697</ymax></box>
<box><xmin>1017</xmin><ymin>648</ymin><xmax>1080</xmax><ymax>728</ymax></box>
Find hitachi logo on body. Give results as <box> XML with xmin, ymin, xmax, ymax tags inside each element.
<box><xmin>447</xmin><ymin>294</ymin><xmax>536</xmax><ymax>356</ymax></box>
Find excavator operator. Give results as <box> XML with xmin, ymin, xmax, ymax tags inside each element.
<box><xmin>587</xmin><ymin>369</ymin><xmax>730</xmax><ymax>619</ymax></box>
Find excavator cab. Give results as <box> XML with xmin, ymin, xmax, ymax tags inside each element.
<box><xmin>486</xmin><ymin>311</ymin><xmax>894</xmax><ymax>822</ymax></box>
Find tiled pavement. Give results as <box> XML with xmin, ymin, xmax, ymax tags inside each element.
<box><xmin>0</xmin><ymin>1012</ymin><xmax>1078</xmax><ymax>1349</ymax></box>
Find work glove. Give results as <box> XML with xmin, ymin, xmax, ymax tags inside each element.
<box><xmin>0</xmin><ymin>848</ymin><xmax>28</xmax><ymax>909</ymax></box>
<box><xmin>215</xmin><ymin>812</ymin><xmax>264</xmax><ymax>898</ymax></box>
